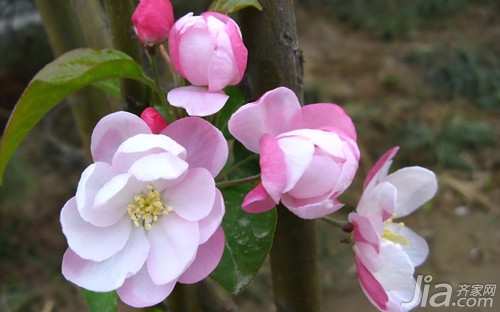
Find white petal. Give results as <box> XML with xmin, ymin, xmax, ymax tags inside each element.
<box><xmin>146</xmin><ymin>213</ymin><xmax>199</xmax><ymax>285</ymax></box>
<box><xmin>61</xmin><ymin>197</ymin><xmax>131</xmax><ymax>261</ymax></box>
<box><xmin>62</xmin><ymin>227</ymin><xmax>149</xmax><ymax>292</ymax></box>
<box><xmin>129</xmin><ymin>152</ymin><xmax>189</xmax><ymax>182</ymax></box>
<box><xmin>385</xmin><ymin>167</ymin><xmax>438</xmax><ymax>218</ymax></box>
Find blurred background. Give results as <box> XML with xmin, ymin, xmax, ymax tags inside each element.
<box><xmin>1</xmin><ymin>0</ymin><xmax>499</xmax><ymax>311</ymax></box>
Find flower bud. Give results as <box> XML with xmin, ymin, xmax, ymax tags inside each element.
<box><xmin>140</xmin><ymin>107</ymin><xmax>168</xmax><ymax>134</ymax></box>
<box><xmin>132</xmin><ymin>0</ymin><xmax>174</xmax><ymax>47</ymax></box>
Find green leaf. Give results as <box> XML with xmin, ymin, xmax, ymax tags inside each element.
<box><xmin>92</xmin><ymin>79</ymin><xmax>122</xmax><ymax>98</ymax></box>
<box><xmin>0</xmin><ymin>48</ymin><xmax>156</xmax><ymax>184</ymax></box>
<box><xmin>216</xmin><ymin>86</ymin><xmax>246</xmax><ymax>139</ymax></box>
<box><xmin>209</xmin><ymin>0</ymin><xmax>263</xmax><ymax>14</ymax></box>
<box><xmin>211</xmin><ymin>184</ymin><xmax>276</xmax><ymax>294</ymax></box>
<box><xmin>81</xmin><ymin>289</ymin><xmax>117</xmax><ymax>312</ymax></box>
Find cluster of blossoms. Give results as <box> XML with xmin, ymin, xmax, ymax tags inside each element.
<box><xmin>60</xmin><ymin>0</ymin><xmax>438</xmax><ymax>310</ymax></box>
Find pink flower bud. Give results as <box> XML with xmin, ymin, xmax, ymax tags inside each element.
<box><xmin>132</xmin><ymin>0</ymin><xmax>174</xmax><ymax>47</ymax></box>
<box><xmin>168</xmin><ymin>12</ymin><xmax>248</xmax><ymax>91</ymax></box>
<box><xmin>140</xmin><ymin>107</ymin><xmax>168</xmax><ymax>134</ymax></box>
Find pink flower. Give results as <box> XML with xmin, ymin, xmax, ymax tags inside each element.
<box><xmin>228</xmin><ymin>87</ymin><xmax>360</xmax><ymax>219</ymax></box>
<box><xmin>60</xmin><ymin>111</ymin><xmax>228</xmax><ymax>307</ymax></box>
<box><xmin>132</xmin><ymin>0</ymin><xmax>175</xmax><ymax>47</ymax></box>
<box><xmin>167</xmin><ymin>12</ymin><xmax>248</xmax><ymax>116</ymax></box>
<box><xmin>348</xmin><ymin>147</ymin><xmax>438</xmax><ymax>312</ymax></box>
<box><xmin>141</xmin><ymin>107</ymin><xmax>168</xmax><ymax>134</ymax></box>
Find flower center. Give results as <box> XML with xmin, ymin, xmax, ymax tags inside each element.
<box><xmin>128</xmin><ymin>185</ymin><xmax>172</xmax><ymax>230</ymax></box>
<box><xmin>381</xmin><ymin>215</ymin><xmax>409</xmax><ymax>246</ymax></box>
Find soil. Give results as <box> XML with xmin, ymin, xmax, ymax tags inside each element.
<box><xmin>1</xmin><ymin>2</ymin><xmax>499</xmax><ymax>312</ymax></box>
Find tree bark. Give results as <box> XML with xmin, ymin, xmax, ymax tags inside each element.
<box><xmin>239</xmin><ymin>1</ymin><xmax>322</xmax><ymax>311</ymax></box>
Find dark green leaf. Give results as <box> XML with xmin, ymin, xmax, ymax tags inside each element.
<box><xmin>211</xmin><ymin>184</ymin><xmax>276</xmax><ymax>294</ymax></box>
<box><xmin>81</xmin><ymin>289</ymin><xmax>117</xmax><ymax>312</ymax></box>
<box><xmin>0</xmin><ymin>48</ymin><xmax>156</xmax><ymax>184</ymax></box>
<box><xmin>216</xmin><ymin>86</ymin><xmax>246</xmax><ymax>140</ymax></box>
<box><xmin>209</xmin><ymin>0</ymin><xmax>262</xmax><ymax>14</ymax></box>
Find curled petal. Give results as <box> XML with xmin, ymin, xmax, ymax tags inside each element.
<box><xmin>61</xmin><ymin>197</ymin><xmax>131</xmax><ymax>261</ymax></box>
<box><xmin>285</xmin><ymin>197</ymin><xmax>343</xmax><ymax>219</ymax></box>
<box><xmin>242</xmin><ymin>183</ymin><xmax>276</xmax><ymax>214</ymax></box>
<box><xmin>129</xmin><ymin>152</ymin><xmax>189</xmax><ymax>182</ymax></box>
<box><xmin>62</xmin><ymin>228</ymin><xmax>149</xmax><ymax>292</ymax></box>
<box><xmin>167</xmin><ymin>86</ymin><xmax>229</xmax><ymax>116</ymax></box>
<box><xmin>113</xmin><ymin>133</ymin><xmax>186</xmax><ymax>172</ymax></box>
<box><xmin>259</xmin><ymin>134</ymin><xmax>288</xmax><ymax>203</ymax></box>
<box><xmin>228</xmin><ymin>87</ymin><xmax>301</xmax><ymax>153</ymax></box>
<box><xmin>300</xmin><ymin>103</ymin><xmax>358</xmax><ymax>141</ymax></box>
<box><xmin>198</xmin><ymin>189</ymin><xmax>225</xmax><ymax>244</ymax></box>
<box><xmin>385</xmin><ymin>166</ymin><xmax>438</xmax><ymax>218</ymax></box>
<box><xmin>364</xmin><ymin>146</ymin><xmax>400</xmax><ymax>190</ymax></box>
<box><xmin>91</xmin><ymin>111</ymin><xmax>151</xmax><ymax>163</ymax></box>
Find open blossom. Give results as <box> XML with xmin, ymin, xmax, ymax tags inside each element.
<box><xmin>60</xmin><ymin>111</ymin><xmax>228</xmax><ymax>307</ymax></box>
<box><xmin>228</xmin><ymin>87</ymin><xmax>360</xmax><ymax>219</ymax></box>
<box><xmin>167</xmin><ymin>12</ymin><xmax>248</xmax><ymax>116</ymax></box>
<box><xmin>349</xmin><ymin>147</ymin><xmax>437</xmax><ymax>312</ymax></box>
<box><xmin>132</xmin><ymin>0</ymin><xmax>174</xmax><ymax>47</ymax></box>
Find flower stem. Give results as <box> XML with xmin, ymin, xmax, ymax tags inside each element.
<box><xmin>216</xmin><ymin>174</ymin><xmax>261</xmax><ymax>188</ymax></box>
<box><xmin>147</xmin><ymin>48</ymin><xmax>178</xmax><ymax>121</ymax></box>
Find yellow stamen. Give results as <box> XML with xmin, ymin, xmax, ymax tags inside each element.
<box><xmin>127</xmin><ymin>185</ymin><xmax>172</xmax><ymax>230</ymax></box>
<box><xmin>381</xmin><ymin>214</ymin><xmax>409</xmax><ymax>246</ymax></box>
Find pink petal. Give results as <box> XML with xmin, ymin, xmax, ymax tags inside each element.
<box><xmin>147</xmin><ymin>213</ymin><xmax>199</xmax><ymax>285</ymax></box>
<box><xmin>275</xmin><ymin>134</ymin><xmax>315</xmax><ymax>193</ymax></box>
<box><xmin>224</xmin><ymin>17</ymin><xmax>247</xmax><ymax>84</ymax></box>
<box><xmin>300</xmin><ymin>103</ymin><xmax>358</xmax><ymax>141</ymax></box>
<box><xmin>259</xmin><ymin>134</ymin><xmax>288</xmax><ymax>203</ymax></box>
<box><xmin>162</xmin><ymin>117</ymin><xmax>228</xmax><ymax>177</ymax></box>
<box><xmin>76</xmin><ymin>163</ymin><xmax>129</xmax><ymax>227</ymax></box>
<box><xmin>112</xmin><ymin>133</ymin><xmax>186</xmax><ymax>172</ymax></box>
<box><xmin>349</xmin><ymin>213</ymin><xmax>381</xmax><ymax>252</ymax></box>
<box><xmin>228</xmin><ymin>87</ymin><xmax>301</xmax><ymax>153</ymax></box>
<box><xmin>355</xmin><ymin>255</ymin><xmax>389</xmax><ymax>311</ymax></box>
<box><xmin>385</xmin><ymin>166</ymin><xmax>438</xmax><ymax>218</ymax></box>
<box><xmin>284</xmin><ymin>198</ymin><xmax>344</xmax><ymax>219</ymax></box>
<box><xmin>167</xmin><ymin>86</ymin><xmax>229</xmax><ymax>116</ymax></box>
<box><xmin>198</xmin><ymin>189</ymin><xmax>225</xmax><ymax>244</ymax></box>
<box><xmin>62</xmin><ymin>228</ymin><xmax>149</xmax><ymax>292</ymax></box>
<box><xmin>178</xmin><ymin>226</ymin><xmax>225</xmax><ymax>284</ymax></box>
<box><xmin>286</xmin><ymin>155</ymin><xmax>340</xmax><ymax>199</ymax></box>
<box><xmin>364</xmin><ymin>146</ymin><xmax>400</xmax><ymax>189</ymax></box>
<box><xmin>242</xmin><ymin>183</ymin><xmax>277</xmax><ymax>213</ymax></box>
<box><xmin>207</xmin><ymin>28</ymin><xmax>237</xmax><ymax>91</ymax></box>
<box><xmin>117</xmin><ymin>264</ymin><xmax>176</xmax><ymax>308</ymax></box>
<box><xmin>176</xmin><ymin>20</ymin><xmax>213</xmax><ymax>85</ymax></box>
<box><xmin>61</xmin><ymin>197</ymin><xmax>131</xmax><ymax>261</ymax></box>
<box><xmin>165</xmin><ymin>168</ymin><xmax>215</xmax><ymax>222</ymax></box>
<box><xmin>91</xmin><ymin>111</ymin><xmax>151</xmax><ymax>164</ymax></box>
<box><xmin>356</xmin><ymin>181</ymin><xmax>397</xmax><ymax>221</ymax></box>
<box><xmin>353</xmin><ymin>242</ymin><xmax>383</xmax><ymax>273</ymax></box>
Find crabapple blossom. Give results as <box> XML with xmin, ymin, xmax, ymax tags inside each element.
<box><xmin>132</xmin><ymin>0</ymin><xmax>175</xmax><ymax>47</ymax></box>
<box><xmin>167</xmin><ymin>12</ymin><xmax>248</xmax><ymax>116</ymax></box>
<box><xmin>348</xmin><ymin>147</ymin><xmax>438</xmax><ymax>312</ymax></box>
<box><xmin>228</xmin><ymin>87</ymin><xmax>360</xmax><ymax>219</ymax></box>
<box><xmin>60</xmin><ymin>111</ymin><xmax>228</xmax><ymax>307</ymax></box>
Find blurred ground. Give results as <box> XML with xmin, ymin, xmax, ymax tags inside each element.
<box><xmin>1</xmin><ymin>1</ymin><xmax>500</xmax><ymax>311</ymax></box>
